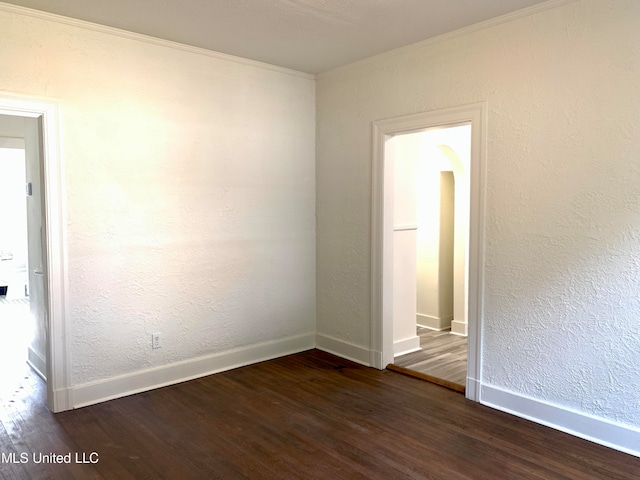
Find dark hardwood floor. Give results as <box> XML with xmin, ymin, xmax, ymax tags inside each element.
<box><xmin>1</xmin><ymin>344</ymin><xmax>639</xmax><ymax>479</ymax></box>
<box><xmin>391</xmin><ymin>327</ymin><xmax>467</xmax><ymax>392</ymax></box>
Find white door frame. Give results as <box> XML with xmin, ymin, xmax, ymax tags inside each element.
<box><xmin>0</xmin><ymin>92</ymin><xmax>71</xmax><ymax>412</ymax></box>
<box><xmin>370</xmin><ymin>102</ymin><xmax>487</xmax><ymax>401</ymax></box>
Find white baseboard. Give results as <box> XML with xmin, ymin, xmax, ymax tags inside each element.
<box><xmin>393</xmin><ymin>336</ymin><xmax>420</xmax><ymax>356</ymax></box>
<box><xmin>451</xmin><ymin>319</ymin><xmax>468</xmax><ymax>336</ymax></box>
<box><xmin>481</xmin><ymin>384</ymin><xmax>640</xmax><ymax>458</ymax></box>
<box><xmin>417</xmin><ymin>313</ymin><xmax>452</xmax><ymax>331</ymax></box>
<box><xmin>315</xmin><ymin>333</ymin><xmax>371</xmax><ymax>366</ymax></box>
<box><xmin>72</xmin><ymin>333</ymin><xmax>315</xmax><ymax>409</ymax></box>
<box><xmin>27</xmin><ymin>346</ymin><xmax>46</xmax><ymax>380</ymax></box>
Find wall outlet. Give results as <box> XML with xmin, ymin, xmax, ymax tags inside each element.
<box><xmin>152</xmin><ymin>332</ymin><xmax>161</xmax><ymax>349</ymax></box>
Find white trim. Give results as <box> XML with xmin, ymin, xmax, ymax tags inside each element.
<box><xmin>0</xmin><ymin>2</ymin><xmax>312</xmax><ymax>80</ymax></box>
<box><xmin>371</xmin><ymin>102</ymin><xmax>487</xmax><ymax>403</ymax></box>
<box><xmin>393</xmin><ymin>224</ymin><xmax>418</xmax><ymax>232</ymax></box>
<box><xmin>481</xmin><ymin>384</ymin><xmax>640</xmax><ymax>458</ymax></box>
<box><xmin>393</xmin><ymin>336</ymin><xmax>421</xmax><ymax>357</ymax></box>
<box><xmin>318</xmin><ymin>0</ymin><xmax>578</xmax><ymax>79</ymax></box>
<box><xmin>450</xmin><ymin>319</ymin><xmax>468</xmax><ymax>336</ymax></box>
<box><xmin>0</xmin><ymin>92</ymin><xmax>71</xmax><ymax>412</ymax></box>
<box><xmin>27</xmin><ymin>346</ymin><xmax>46</xmax><ymax>380</ymax></box>
<box><xmin>417</xmin><ymin>313</ymin><xmax>453</xmax><ymax>331</ymax></box>
<box><xmin>73</xmin><ymin>333</ymin><xmax>315</xmax><ymax>408</ymax></box>
<box><xmin>315</xmin><ymin>333</ymin><xmax>371</xmax><ymax>366</ymax></box>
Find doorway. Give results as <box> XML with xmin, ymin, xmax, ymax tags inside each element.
<box><xmin>388</xmin><ymin>124</ymin><xmax>470</xmax><ymax>392</ymax></box>
<box><xmin>0</xmin><ymin>116</ymin><xmax>46</xmax><ymax>377</ymax></box>
<box><xmin>0</xmin><ymin>139</ymin><xmax>32</xmax><ymax>397</ymax></box>
<box><xmin>370</xmin><ymin>103</ymin><xmax>487</xmax><ymax>402</ymax></box>
<box><xmin>0</xmin><ymin>95</ymin><xmax>70</xmax><ymax>412</ymax></box>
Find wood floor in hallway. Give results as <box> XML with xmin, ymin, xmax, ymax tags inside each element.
<box><xmin>391</xmin><ymin>327</ymin><xmax>467</xmax><ymax>392</ymax></box>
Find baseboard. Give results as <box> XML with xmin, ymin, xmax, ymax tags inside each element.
<box><xmin>451</xmin><ymin>319</ymin><xmax>468</xmax><ymax>336</ymax></box>
<box><xmin>481</xmin><ymin>384</ymin><xmax>640</xmax><ymax>458</ymax></box>
<box><xmin>393</xmin><ymin>336</ymin><xmax>420</xmax><ymax>356</ymax></box>
<box><xmin>72</xmin><ymin>333</ymin><xmax>315</xmax><ymax>409</ymax></box>
<box><xmin>27</xmin><ymin>346</ymin><xmax>46</xmax><ymax>381</ymax></box>
<box><xmin>315</xmin><ymin>333</ymin><xmax>371</xmax><ymax>366</ymax></box>
<box><xmin>417</xmin><ymin>313</ymin><xmax>452</xmax><ymax>331</ymax></box>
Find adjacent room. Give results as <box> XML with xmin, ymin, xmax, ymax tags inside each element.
<box><xmin>0</xmin><ymin>0</ymin><xmax>638</xmax><ymax>477</ymax></box>
<box><xmin>0</xmin><ymin>116</ymin><xmax>36</xmax><ymax>402</ymax></box>
<box><xmin>387</xmin><ymin>125</ymin><xmax>472</xmax><ymax>392</ymax></box>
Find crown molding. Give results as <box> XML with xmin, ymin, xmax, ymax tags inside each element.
<box><xmin>0</xmin><ymin>2</ymin><xmax>314</xmax><ymax>80</ymax></box>
<box><xmin>317</xmin><ymin>0</ymin><xmax>579</xmax><ymax>79</ymax></box>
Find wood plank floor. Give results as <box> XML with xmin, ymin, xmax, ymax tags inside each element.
<box><xmin>392</xmin><ymin>327</ymin><xmax>467</xmax><ymax>391</ymax></box>
<box><xmin>1</xmin><ymin>349</ymin><xmax>639</xmax><ymax>479</ymax></box>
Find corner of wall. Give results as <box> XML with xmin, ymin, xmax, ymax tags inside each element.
<box><xmin>72</xmin><ymin>333</ymin><xmax>315</xmax><ymax>408</ymax></box>
<box><xmin>315</xmin><ymin>333</ymin><xmax>371</xmax><ymax>367</ymax></box>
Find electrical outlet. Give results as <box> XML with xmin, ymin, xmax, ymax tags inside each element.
<box><xmin>152</xmin><ymin>332</ymin><xmax>161</xmax><ymax>349</ymax></box>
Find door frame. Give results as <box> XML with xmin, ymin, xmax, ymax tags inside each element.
<box><xmin>370</xmin><ymin>102</ymin><xmax>487</xmax><ymax>401</ymax></box>
<box><xmin>0</xmin><ymin>92</ymin><xmax>71</xmax><ymax>412</ymax></box>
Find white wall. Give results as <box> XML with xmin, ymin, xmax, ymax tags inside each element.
<box><xmin>391</xmin><ymin>135</ymin><xmax>419</xmax><ymax>355</ymax></box>
<box><xmin>0</xmin><ymin>6</ymin><xmax>316</xmax><ymax>405</ymax></box>
<box><xmin>410</xmin><ymin>126</ymin><xmax>471</xmax><ymax>333</ymax></box>
<box><xmin>391</xmin><ymin>129</ymin><xmax>463</xmax><ymax>349</ymax></box>
<box><xmin>0</xmin><ymin>148</ymin><xmax>26</xmax><ymax>261</ymax></box>
<box><xmin>316</xmin><ymin>0</ymin><xmax>640</xmax><ymax>454</ymax></box>
<box><xmin>0</xmin><ymin>115</ymin><xmax>27</xmax><ymax>266</ymax></box>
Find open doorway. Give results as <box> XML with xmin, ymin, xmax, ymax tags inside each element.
<box><xmin>0</xmin><ymin>114</ymin><xmax>48</xmax><ymax>402</ymax></box>
<box><xmin>0</xmin><ymin>95</ymin><xmax>70</xmax><ymax>413</ymax></box>
<box><xmin>370</xmin><ymin>103</ymin><xmax>487</xmax><ymax>402</ymax></box>
<box><xmin>387</xmin><ymin>125</ymin><xmax>471</xmax><ymax>392</ymax></box>
<box><xmin>0</xmin><ymin>137</ymin><xmax>32</xmax><ymax>398</ymax></box>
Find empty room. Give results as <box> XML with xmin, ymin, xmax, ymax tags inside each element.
<box><xmin>0</xmin><ymin>0</ymin><xmax>639</xmax><ymax>478</ymax></box>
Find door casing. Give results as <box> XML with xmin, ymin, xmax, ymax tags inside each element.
<box><xmin>0</xmin><ymin>92</ymin><xmax>71</xmax><ymax>412</ymax></box>
<box><xmin>370</xmin><ymin>102</ymin><xmax>487</xmax><ymax>401</ymax></box>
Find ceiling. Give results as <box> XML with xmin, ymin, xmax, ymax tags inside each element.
<box><xmin>3</xmin><ymin>0</ymin><xmax>550</xmax><ymax>73</ymax></box>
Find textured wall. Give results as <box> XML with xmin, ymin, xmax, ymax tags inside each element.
<box><xmin>316</xmin><ymin>0</ymin><xmax>640</xmax><ymax>428</ymax></box>
<box><xmin>0</xmin><ymin>8</ymin><xmax>316</xmax><ymax>385</ymax></box>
